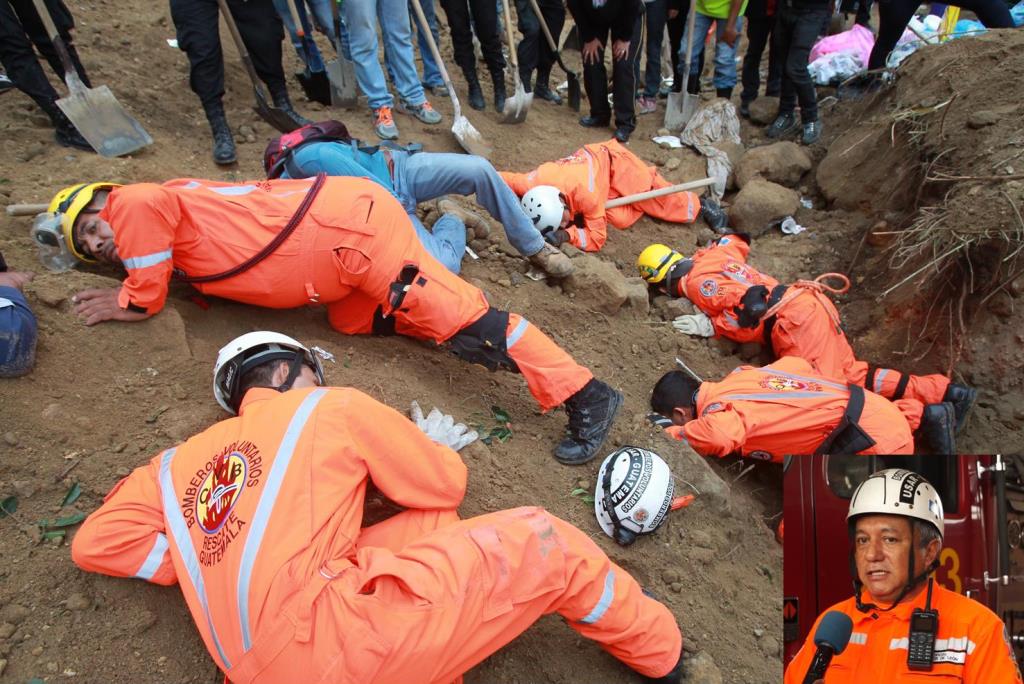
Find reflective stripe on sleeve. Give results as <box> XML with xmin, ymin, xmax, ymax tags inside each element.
<box><xmin>577</xmin><ymin>230</ymin><xmax>588</xmax><ymax>249</ymax></box>
<box><xmin>133</xmin><ymin>532</ymin><xmax>169</xmax><ymax>581</ymax></box>
<box><xmin>506</xmin><ymin>318</ymin><xmax>529</xmax><ymax>350</ymax></box>
<box><xmin>721</xmin><ymin>391</ymin><xmax>836</xmax><ymax>402</ymax></box>
<box><xmin>122</xmin><ymin>249</ymin><xmax>173</xmax><ymax>270</ymax></box>
<box><xmin>159</xmin><ymin>448</ymin><xmax>233</xmax><ymax>670</ymax></box>
<box><xmin>237</xmin><ymin>388</ymin><xmax>328</xmax><ymax>651</ymax></box>
<box><xmin>579</xmin><ymin>569</ymin><xmax>616</xmax><ymax>624</ymax></box>
<box><xmin>873</xmin><ymin>369</ymin><xmax>890</xmax><ymax>394</ymax></box>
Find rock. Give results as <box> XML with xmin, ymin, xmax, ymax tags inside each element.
<box><xmin>2</xmin><ymin>432</ymin><xmax>17</xmax><ymax>447</ymax></box>
<box><xmin>115</xmin><ymin>467</ymin><xmax>131</xmax><ymax>477</ymax></box>
<box><xmin>658</xmin><ymin>337</ymin><xmax>675</xmax><ymax>352</ymax></box>
<box><xmin>46</xmin><ymin>661</ymin><xmax>59</xmax><ymax>673</ymax></box>
<box><xmin>41</xmin><ymin>403</ymin><xmax>62</xmax><ymax>421</ymax></box>
<box><xmin>729</xmin><ymin>179</ymin><xmax>800</xmax><ymax>234</ymax></box>
<box><xmin>664</xmin><ymin>157</ymin><xmax>682</xmax><ymax>171</ymax></box>
<box><xmin>665</xmin><ymin>149</ymin><xmax>708</xmax><ymax>185</ymax></box>
<box><xmin>624</xmin><ymin>277</ymin><xmax>651</xmax><ymax>315</ymax></box>
<box><xmin>0</xmin><ymin>605</ymin><xmax>29</xmax><ymax>626</ymax></box>
<box><xmin>496</xmin><ymin>277</ymin><xmax>512</xmax><ymax>288</ymax></box>
<box><xmin>130</xmin><ymin>609</ymin><xmax>158</xmax><ymax>633</ymax></box>
<box><xmin>683</xmin><ymin>651</ymin><xmax>723</xmax><ymax>684</ymax></box>
<box><xmin>238</xmin><ymin>124</ymin><xmax>255</xmax><ymax>137</ymax></box>
<box><xmin>712</xmin><ymin>141</ymin><xmax>746</xmax><ymax>190</ymax></box>
<box><xmin>657</xmin><ymin>127</ymin><xmax>671</xmax><ymax>137</ymax></box>
<box><xmin>988</xmin><ymin>291</ymin><xmax>1014</xmax><ymax>320</ymax></box>
<box><xmin>11</xmin><ymin>480</ymin><xmax>37</xmax><ymax>499</ymax></box>
<box><xmin>658</xmin><ymin>297</ymin><xmax>694</xmax><ymax>320</ymax></box>
<box><xmin>662</xmin><ymin>568</ymin><xmax>681</xmax><ymax>584</ymax></box>
<box><xmin>738</xmin><ymin>342</ymin><xmax>762</xmax><ymax>361</ymax></box>
<box><xmin>689</xmin><ymin>529</ymin><xmax>713</xmax><ymax>548</ymax></box>
<box><xmin>753</xmin><ymin>628</ymin><xmax>765</xmax><ymax>638</ymax></box>
<box><xmin>671</xmin><ymin>582</ymin><xmax>684</xmax><ymax>593</ymax></box>
<box><xmin>748</xmin><ymin>97</ymin><xmax>779</xmax><ymax>125</ymax></box>
<box><xmin>0</xmin><ymin>658</ymin><xmax>6</xmax><ymax>675</ymax></box>
<box><xmin>759</xmin><ymin>635</ymin><xmax>781</xmax><ymax>658</ymax></box>
<box><xmin>735</xmin><ymin>142</ymin><xmax>812</xmax><ymax>189</ymax></box>
<box><xmin>562</xmin><ymin>255</ymin><xmax>630</xmax><ymax>315</ymax></box>
<box><xmin>967</xmin><ymin>110</ymin><xmax>998</xmax><ymax>129</ymax></box>
<box><xmin>0</xmin><ymin>623</ymin><xmax>15</xmax><ymax>639</ymax></box>
<box><xmin>64</xmin><ymin>593</ymin><xmax>91</xmax><ymax>611</ymax></box>
<box><xmin>31</xmin><ymin>645</ymin><xmax>43</xmax><ymax>656</ymax></box>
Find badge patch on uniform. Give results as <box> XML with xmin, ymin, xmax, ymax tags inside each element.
<box><xmin>721</xmin><ymin>261</ymin><xmax>753</xmax><ymax>285</ymax></box>
<box><xmin>699</xmin><ymin>279</ymin><xmax>718</xmax><ymax>297</ymax></box>
<box><xmin>748</xmin><ymin>450</ymin><xmax>773</xmax><ymax>461</ymax></box>
<box><xmin>196</xmin><ymin>451</ymin><xmax>248</xmax><ymax>534</ymax></box>
<box><xmin>555</xmin><ymin>150</ymin><xmax>586</xmax><ymax>165</ymax></box>
<box><xmin>702</xmin><ymin>402</ymin><xmax>724</xmax><ymax>416</ymax></box>
<box><xmin>759</xmin><ymin>376</ymin><xmax>822</xmax><ymax>392</ymax></box>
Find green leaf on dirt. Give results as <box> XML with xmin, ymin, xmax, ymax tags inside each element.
<box><xmin>61</xmin><ymin>482</ymin><xmax>82</xmax><ymax>508</ymax></box>
<box><xmin>491</xmin><ymin>406</ymin><xmax>512</xmax><ymax>424</ymax></box>
<box><xmin>570</xmin><ymin>488</ymin><xmax>586</xmax><ymax>496</ymax></box>
<box><xmin>39</xmin><ymin>512</ymin><xmax>87</xmax><ymax>530</ymax></box>
<box><xmin>42</xmin><ymin>530</ymin><xmax>67</xmax><ymax>540</ymax></box>
<box><xmin>580</xmin><ymin>494</ymin><xmax>595</xmax><ymax>504</ymax></box>
<box><xmin>0</xmin><ymin>495</ymin><xmax>17</xmax><ymax>517</ymax></box>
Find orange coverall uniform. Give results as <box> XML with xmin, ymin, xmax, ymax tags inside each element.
<box><xmin>500</xmin><ymin>139</ymin><xmax>701</xmax><ymax>252</ymax></box>
<box><xmin>71</xmin><ymin>387</ymin><xmax>682</xmax><ymax>683</ymax></box>
<box><xmin>784</xmin><ymin>584</ymin><xmax>1023</xmax><ymax>683</ymax></box>
<box><xmin>99</xmin><ymin>177</ymin><xmax>590</xmax><ymax>411</ymax></box>
<box><xmin>665</xmin><ymin>356</ymin><xmax>923</xmax><ymax>459</ymax></box>
<box><xmin>672</xmin><ymin>235</ymin><xmax>950</xmax><ymax>405</ymax></box>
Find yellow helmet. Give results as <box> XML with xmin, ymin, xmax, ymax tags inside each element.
<box><xmin>637</xmin><ymin>244</ymin><xmax>685</xmax><ymax>284</ymax></box>
<box><xmin>46</xmin><ymin>182</ymin><xmax>122</xmax><ymax>262</ymax></box>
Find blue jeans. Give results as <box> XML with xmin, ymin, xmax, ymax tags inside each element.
<box><xmin>634</xmin><ymin>0</ymin><xmax>669</xmax><ymax>98</ymax></box>
<box><xmin>271</xmin><ymin>0</ymin><xmax>326</xmax><ymax>72</ymax></box>
<box><xmin>679</xmin><ymin>12</ymin><xmax>744</xmax><ymax>90</ymax></box>
<box><xmin>344</xmin><ymin>0</ymin><xmax>427</xmax><ymax>109</ymax></box>
<box><xmin>386</xmin><ymin>0</ymin><xmax>444</xmax><ymax>87</ymax></box>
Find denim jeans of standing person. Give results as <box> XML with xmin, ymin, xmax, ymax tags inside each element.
<box><xmin>384</xmin><ymin>0</ymin><xmax>444</xmax><ymax>89</ymax></box>
<box><xmin>284</xmin><ymin>144</ymin><xmax>546</xmax><ymax>273</ymax></box>
<box><xmin>633</xmin><ymin>0</ymin><xmax>668</xmax><ymax>98</ymax></box>
<box><xmin>272</xmin><ymin>0</ymin><xmax>326</xmax><ymax>72</ymax></box>
<box><xmin>344</xmin><ymin>0</ymin><xmax>429</xmax><ymax>109</ymax></box>
<box><xmin>679</xmin><ymin>11</ymin><xmax>745</xmax><ymax>91</ymax></box>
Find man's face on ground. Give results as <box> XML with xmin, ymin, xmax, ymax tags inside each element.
<box><xmin>559</xmin><ymin>207</ymin><xmax>571</xmax><ymax>229</ymax></box>
<box><xmin>854</xmin><ymin>514</ymin><xmax>931</xmax><ymax>605</ymax></box>
<box><xmin>74</xmin><ymin>213</ymin><xmax>118</xmax><ymax>263</ymax></box>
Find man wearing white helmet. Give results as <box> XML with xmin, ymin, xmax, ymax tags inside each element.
<box><xmin>72</xmin><ymin>332</ymin><xmax>686</xmax><ymax>684</ymax></box>
<box><xmin>501</xmin><ymin>139</ymin><xmax>727</xmax><ymax>252</ymax></box>
<box><xmin>785</xmin><ymin>469</ymin><xmax>1023</xmax><ymax>683</ymax></box>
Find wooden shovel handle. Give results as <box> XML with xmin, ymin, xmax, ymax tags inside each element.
<box><xmin>286</xmin><ymin>0</ymin><xmax>306</xmax><ymax>38</ymax></box>
<box><xmin>6</xmin><ymin>203</ymin><xmax>50</xmax><ymax>217</ymax></box>
<box><xmin>29</xmin><ymin>0</ymin><xmax>80</xmax><ymax>83</ymax></box>
<box><xmin>605</xmin><ymin>178</ymin><xmax>715</xmax><ymax>208</ymax></box>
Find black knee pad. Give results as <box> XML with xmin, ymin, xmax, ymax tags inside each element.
<box><xmin>448</xmin><ymin>308</ymin><xmax>520</xmax><ymax>372</ymax></box>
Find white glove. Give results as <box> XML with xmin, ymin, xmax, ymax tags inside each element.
<box><xmin>672</xmin><ymin>312</ymin><xmax>715</xmax><ymax>337</ymax></box>
<box><xmin>410</xmin><ymin>401</ymin><xmax>479</xmax><ymax>452</ymax></box>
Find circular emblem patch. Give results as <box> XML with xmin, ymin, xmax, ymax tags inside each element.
<box><xmin>748</xmin><ymin>450</ymin><xmax>773</xmax><ymax>461</ymax></box>
<box><xmin>632</xmin><ymin>508</ymin><xmax>650</xmax><ymax>523</ymax></box>
<box><xmin>699</xmin><ymin>279</ymin><xmax>718</xmax><ymax>297</ymax></box>
<box><xmin>196</xmin><ymin>452</ymin><xmax>248</xmax><ymax>534</ymax></box>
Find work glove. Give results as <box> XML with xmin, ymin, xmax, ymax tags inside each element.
<box><xmin>544</xmin><ymin>229</ymin><xmax>569</xmax><ymax>247</ymax></box>
<box><xmin>410</xmin><ymin>401</ymin><xmax>479</xmax><ymax>451</ymax></box>
<box><xmin>672</xmin><ymin>312</ymin><xmax>714</xmax><ymax>337</ymax></box>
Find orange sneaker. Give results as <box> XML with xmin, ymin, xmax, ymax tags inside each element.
<box><xmin>373</xmin><ymin>106</ymin><xmax>399</xmax><ymax>140</ymax></box>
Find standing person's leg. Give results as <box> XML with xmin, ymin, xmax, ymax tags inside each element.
<box><xmin>272</xmin><ymin>0</ymin><xmax>311</xmax><ymax>65</ymax></box>
<box><xmin>11</xmin><ymin>0</ymin><xmax>91</xmax><ymax>86</ymax></box>
<box><xmin>378</xmin><ymin>0</ymin><xmax>433</xmax><ymax>109</ymax></box>
<box><xmin>710</xmin><ymin>13</ymin><xmax>743</xmax><ymax>98</ymax></box>
<box><xmin>643</xmin><ymin>0</ymin><xmax>668</xmax><ymax>99</ymax></box>
<box><xmin>610</xmin><ymin>15</ymin><xmax>642</xmax><ymax>140</ymax></box>
<box><xmin>344</xmin><ymin>0</ymin><xmax>396</xmax><ymax>110</ymax></box>
<box><xmin>679</xmin><ymin>10</ymin><xmax>713</xmax><ymax>94</ymax></box>
<box><xmin>514</xmin><ymin>0</ymin><xmax>541</xmax><ymax>89</ymax></box>
<box><xmin>414</xmin><ymin>0</ymin><xmax>447</xmax><ymax>92</ymax></box>
<box><xmin>766</xmin><ymin>6</ymin><xmax>801</xmax><ymax>138</ymax></box>
<box><xmin>666</xmin><ymin>3</ymin><xmax>683</xmax><ymax>92</ymax></box>
<box><xmin>440</xmin><ymin>0</ymin><xmax>487</xmax><ymax>109</ymax></box>
<box><xmin>785</xmin><ymin>7</ymin><xmax>827</xmax><ymax>143</ymax></box>
<box><xmin>581</xmin><ymin>27</ymin><xmax>612</xmax><ymax>125</ymax></box>
<box><xmin>533</xmin><ymin>0</ymin><xmax>565</xmax><ymax>100</ymax></box>
<box><xmin>468</xmin><ymin>0</ymin><xmax>506</xmax><ymax>110</ymax></box>
<box><xmin>867</xmin><ymin>0</ymin><xmax>919</xmax><ymax>70</ymax></box>
<box><xmin>765</xmin><ymin>11</ymin><xmax>781</xmax><ymax>95</ymax></box>
<box><xmin>740</xmin><ymin>14</ymin><xmax>771</xmax><ymax>110</ymax></box>
<box><xmin>953</xmin><ymin>0</ymin><xmax>1012</xmax><ymax>27</ymax></box>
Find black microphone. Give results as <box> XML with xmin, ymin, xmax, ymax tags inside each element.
<box><xmin>803</xmin><ymin>610</ymin><xmax>854</xmax><ymax>684</ymax></box>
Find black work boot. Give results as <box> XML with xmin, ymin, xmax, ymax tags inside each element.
<box><xmin>686</xmin><ymin>73</ymin><xmax>700</xmax><ymax>95</ymax></box>
<box><xmin>204</xmin><ymin>103</ymin><xmax>237</xmax><ymax>165</ymax></box>
<box><xmin>48</xmin><ymin>109</ymin><xmax>93</xmax><ymax>152</ymax></box>
<box><xmin>555</xmin><ymin>379</ymin><xmax>623</xmax><ymax>465</ymax></box>
<box><xmin>766</xmin><ymin>111</ymin><xmax>799</xmax><ymax>139</ymax></box>
<box><xmin>491</xmin><ymin>70</ymin><xmax>507</xmax><ymax>112</ymax></box>
<box><xmin>270</xmin><ymin>87</ymin><xmax>314</xmax><ymax>128</ymax></box>
<box><xmin>918</xmin><ymin>402</ymin><xmax>956</xmax><ymax>454</ymax></box>
<box><xmin>464</xmin><ymin>69</ymin><xmax>485</xmax><ymax>110</ymax></box>
<box><xmin>534</xmin><ymin>71</ymin><xmax>562</xmax><ymax>104</ymax></box>
<box><xmin>641</xmin><ymin>648</ymin><xmax>683</xmax><ymax>683</ymax></box>
<box><xmin>943</xmin><ymin>383</ymin><xmax>977</xmax><ymax>435</ymax></box>
<box><xmin>716</xmin><ymin>86</ymin><xmax>733</xmax><ymax>100</ymax></box>
<box><xmin>698</xmin><ymin>197</ymin><xmax>729</xmax><ymax>232</ymax></box>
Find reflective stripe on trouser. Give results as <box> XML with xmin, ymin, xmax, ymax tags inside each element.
<box><xmin>603</xmin><ymin>140</ymin><xmax>700</xmax><ymax>229</ymax></box>
<box><xmin>505</xmin><ymin>313</ymin><xmax>592</xmax><ymax>411</ymax></box>
<box><xmin>244</xmin><ymin>507</ymin><xmax>682</xmax><ymax>683</ymax></box>
<box><xmin>769</xmin><ymin>294</ymin><xmax>950</xmax><ymax>405</ymax></box>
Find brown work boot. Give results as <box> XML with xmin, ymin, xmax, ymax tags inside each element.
<box><xmin>529</xmin><ymin>243</ymin><xmax>574</xmax><ymax>278</ymax></box>
<box><xmin>436</xmin><ymin>196</ymin><xmax>490</xmax><ymax>241</ymax></box>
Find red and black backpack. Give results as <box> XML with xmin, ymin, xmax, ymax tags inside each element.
<box><xmin>263</xmin><ymin>120</ymin><xmax>353</xmax><ymax>179</ymax></box>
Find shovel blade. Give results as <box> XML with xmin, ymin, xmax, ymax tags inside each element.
<box><xmin>663</xmin><ymin>91</ymin><xmax>698</xmax><ymax>132</ymax></box>
<box><xmin>296</xmin><ymin>70</ymin><xmax>332</xmax><ymax>106</ymax></box>
<box><xmin>326</xmin><ymin>56</ymin><xmax>359</xmax><ymax>109</ymax></box>
<box><xmin>452</xmin><ymin>115</ymin><xmax>491</xmax><ymax>158</ymax></box>
<box><xmin>500</xmin><ymin>86</ymin><xmax>532</xmax><ymax>124</ymax></box>
<box><xmin>56</xmin><ymin>84</ymin><xmax>152</xmax><ymax>157</ymax></box>
<box><xmin>567</xmin><ymin>73</ymin><xmax>582</xmax><ymax>111</ymax></box>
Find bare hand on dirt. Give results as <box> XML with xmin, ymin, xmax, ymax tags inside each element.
<box><xmin>722</xmin><ymin>24</ymin><xmax>739</xmax><ymax>47</ymax></box>
<box><xmin>0</xmin><ymin>271</ymin><xmax>34</xmax><ymax>291</ymax></box>
<box><xmin>612</xmin><ymin>39</ymin><xmax>631</xmax><ymax>60</ymax></box>
<box><xmin>72</xmin><ymin>287</ymin><xmax>150</xmax><ymax>325</ymax></box>
<box><xmin>582</xmin><ymin>38</ymin><xmax>602</xmax><ymax>65</ymax></box>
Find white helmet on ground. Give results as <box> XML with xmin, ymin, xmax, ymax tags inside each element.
<box><xmin>213</xmin><ymin>331</ymin><xmax>325</xmax><ymax>415</ymax></box>
<box><xmin>595</xmin><ymin>446</ymin><xmax>675</xmax><ymax>546</ymax></box>
<box><xmin>521</xmin><ymin>185</ymin><xmax>565</xmax><ymax>235</ymax></box>
<box><xmin>847</xmin><ymin>468</ymin><xmax>944</xmax><ymax>539</ymax></box>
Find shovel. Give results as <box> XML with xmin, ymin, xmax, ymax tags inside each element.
<box><xmin>217</xmin><ymin>0</ymin><xmax>301</xmax><ymax>133</ymax></box>
<box><xmin>605</xmin><ymin>177</ymin><xmax>715</xmax><ymax>208</ymax></box>
<box><xmin>30</xmin><ymin>0</ymin><xmax>152</xmax><ymax>157</ymax></box>
<box><xmin>409</xmin><ymin>0</ymin><xmax>491</xmax><ymax>157</ymax></box>
<box><xmin>286</xmin><ymin>0</ymin><xmax>332</xmax><ymax>105</ymax></box>
<box><xmin>326</xmin><ymin>0</ymin><xmax>359</xmax><ymax>108</ymax></box>
<box><xmin>526</xmin><ymin>0</ymin><xmax>580</xmax><ymax>111</ymax></box>
<box><xmin>498</xmin><ymin>0</ymin><xmax>532</xmax><ymax>123</ymax></box>
<box><xmin>664</xmin><ymin>0</ymin><xmax>699</xmax><ymax>132</ymax></box>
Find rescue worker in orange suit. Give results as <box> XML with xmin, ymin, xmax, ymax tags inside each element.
<box><xmin>499</xmin><ymin>138</ymin><xmax>728</xmax><ymax>253</ymax></box>
<box><xmin>42</xmin><ymin>179</ymin><xmax>621</xmax><ymax>465</ymax></box>
<box><xmin>637</xmin><ymin>237</ymin><xmax>977</xmax><ymax>437</ymax></box>
<box><xmin>785</xmin><ymin>468</ymin><xmax>1023</xmax><ymax>684</ymax></box>
<box><xmin>70</xmin><ymin>332</ymin><xmax>686</xmax><ymax>684</ymax></box>
<box><xmin>649</xmin><ymin>356</ymin><xmax>958</xmax><ymax>459</ymax></box>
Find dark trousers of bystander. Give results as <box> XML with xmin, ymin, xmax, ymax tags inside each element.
<box><xmin>774</xmin><ymin>2</ymin><xmax>828</xmax><ymax>123</ymax></box>
<box><xmin>581</xmin><ymin>15</ymin><xmax>643</xmax><ymax>131</ymax></box>
<box><xmin>740</xmin><ymin>11</ymin><xmax>781</xmax><ymax>104</ymax></box>
<box><xmin>514</xmin><ymin>0</ymin><xmax>565</xmax><ymax>89</ymax></box>
<box><xmin>439</xmin><ymin>0</ymin><xmax>506</xmax><ymax>77</ymax></box>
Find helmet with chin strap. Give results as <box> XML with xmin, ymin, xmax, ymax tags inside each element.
<box><xmin>520</xmin><ymin>185</ymin><xmax>565</xmax><ymax>235</ymax></box>
<box><xmin>846</xmin><ymin>468</ymin><xmax>944</xmax><ymax>611</ymax></box>
<box><xmin>594</xmin><ymin>446</ymin><xmax>675</xmax><ymax>546</ymax></box>
<box><xmin>213</xmin><ymin>331</ymin><xmax>325</xmax><ymax>414</ymax></box>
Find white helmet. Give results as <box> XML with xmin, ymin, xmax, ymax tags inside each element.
<box><xmin>213</xmin><ymin>331</ymin><xmax>325</xmax><ymax>414</ymax></box>
<box><xmin>847</xmin><ymin>469</ymin><xmax>944</xmax><ymax>539</ymax></box>
<box><xmin>521</xmin><ymin>185</ymin><xmax>565</xmax><ymax>235</ymax></box>
<box><xmin>595</xmin><ymin>446</ymin><xmax>675</xmax><ymax>546</ymax></box>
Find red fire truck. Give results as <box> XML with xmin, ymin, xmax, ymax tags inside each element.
<box><xmin>783</xmin><ymin>454</ymin><xmax>1024</xmax><ymax>666</ymax></box>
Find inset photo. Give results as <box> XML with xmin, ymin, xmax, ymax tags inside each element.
<box><xmin>783</xmin><ymin>455</ymin><xmax>1024</xmax><ymax>683</ymax></box>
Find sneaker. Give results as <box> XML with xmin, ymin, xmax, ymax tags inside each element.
<box><xmin>766</xmin><ymin>111</ymin><xmax>799</xmax><ymax>139</ymax></box>
<box><xmin>424</xmin><ymin>82</ymin><xmax>449</xmax><ymax>97</ymax></box>
<box><xmin>801</xmin><ymin>120</ymin><xmax>822</xmax><ymax>145</ymax></box>
<box><xmin>698</xmin><ymin>197</ymin><xmax>729</xmax><ymax>232</ymax></box>
<box><xmin>554</xmin><ymin>379</ymin><xmax>623</xmax><ymax>465</ymax></box>
<box><xmin>739</xmin><ymin>100</ymin><xmax>752</xmax><ymax>118</ymax></box>
<box><xmin>0</xmin><ymin>73</ymin><xmax>13</xmax><ymax>95</ymax></box>
<box><xmin>397</xmin><ymin>99</ymin><xmax>443</xmax><ymax>125</ymax></box>
<box><xmin>918</xmin><ymin>402</ymin><xmax>956</xmax><ymax>454</ymax></box>
<box><xmin>373</xmin><ymin>106</ymin><xmax>399</xmax><ymax>140</ymax></box>
<box><xmin>528</xmin><ymin>243</ymin><xmax>574</xmax><ymax>278</ymax></box>
<box><xmin>533</xmin><ymin>84</ymin><xmax>562</xmax><ymax>105</ymax></box>
<box><xmin>613</xmin><ymin>126</ymin><xmax>631</xmax><ymax>143</ymax></box>
<box><xmin>579</xmin><ymin>115</ymin><xmax>610</xmax><ymax>128</ymax></box>
<box><xmin>436</xmin><ymin>196</ymin><xmax>490</xmax><ymax>240</ymax></box>
<box><xmin>636</xmin><ymin>96</ymin><xmax>657</xmax><ymax>115</ymax></box>
<box><xmin>942</xmin><ymin>383</ymin><xmax>977</xmax><ymax>435</ymax></box>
